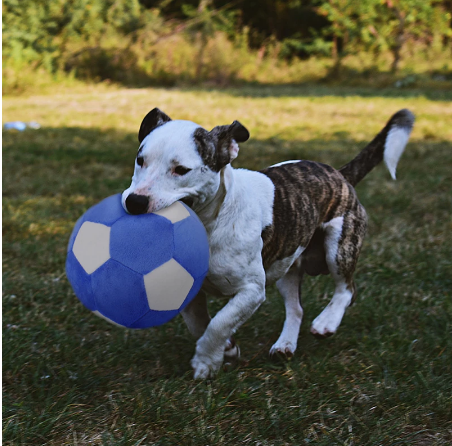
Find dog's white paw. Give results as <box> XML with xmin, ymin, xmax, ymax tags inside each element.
<box><xmin>310</xmin><ymin>311</ymin><xmax>340</xmax><ymax>339</ymax></box>
<box><xmin>191</xmin><ymin>349</ymin><xmax>224</xmax><ymax>380</ymax></box>
<box><xmin>269</xmin><ymin>339</ymin><xmax>296</xmax><ymax>357</ymax></box>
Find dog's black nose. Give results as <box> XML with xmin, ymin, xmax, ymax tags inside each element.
<box><xmin>125</xmin><ymin>193</ymin><xmax>149</xmax><ymax>215</ymax></box>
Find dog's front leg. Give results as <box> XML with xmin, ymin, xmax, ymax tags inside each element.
<box><xmin>191</xmin><ymin>281</ymin><xmax>265</xmax><ymax>379</ymax></box>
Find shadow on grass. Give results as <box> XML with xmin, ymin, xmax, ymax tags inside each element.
<box><xmin>68</xmin><ymin>57</ymin><xmax>452</xmax><ymax>102</ymax></box>
<box><xmin>127</xmin><ymin>80</ymin><xmax>452</xmax><ymax>102</ymax></box>
<box><xmin>3</xmin><ymin>125</ymin><xmax>452</xmax><ymax>200</ymax></box>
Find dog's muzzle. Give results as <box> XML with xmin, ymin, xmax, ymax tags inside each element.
<box><xmin>125</xmin><ymin>193</ymin><xmax>149</xmax><ymax>215</ymax></box>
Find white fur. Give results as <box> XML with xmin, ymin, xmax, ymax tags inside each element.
<box><xmin>321</xmin><ymin>216</ymin><xmax>344</xmax><ymax>278</ymax></box>
<box><xmin>122</xmin><ymin>120</ymin><xmax>205</xmax><ymax>212</ymax></box>
<box><xmin>384</xmin><ymin>126</ymin><xmax>410</xmax><ymax>180</ymax></box>
<box><xmin>270</xmin><ymin>160</ymin><xmax>301</xmax><ymax>168</ymax></box>
<box><xmin>265</xmin><ymin>246</ymin><xmax>304</xmax><ymax>285</ymax></box>
<box><xmin>269</xmin><ymin>263</ymin><xmax>304</xmax><ymax>356</ymax></box>
<box><xmin>190</xmin><ymin>168</ymin><xmax>274</xmax><ymax>377</ymax></box>
<box><xmin>123</xmin><ymin>122</ymin><xmax>276</xmax><ymax>377</ymax></box>
<box><xmin>311</xmin><ymin>216</ymin><xmax>352</xmax><ymax>337</ymax></box>
<box><xmin>310</xmin><ymin>281</ymin><xmax>353</xmax><ymax>337</ymax></box>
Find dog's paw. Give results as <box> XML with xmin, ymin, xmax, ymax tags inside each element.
<box><xmin>224</xmin><ymin>337</ymin><xmax>240</xmax><ymax>361</ymax></box>
<box><xmin>310</xmin><ymin>329</ymin><xmax>334</xmax><ymax>339</ymax></box>
<box><xmin>191</xmin><ymin>350</ymin><xmax>224</xmax><ymax>380</ymax></box>
<box><xmin>310</xmin><ymin>313</ymin><xmax>339</xmax><ymax>339</ymax></box>
<box><xmin>269</xmin><ymin>339</ymin><xmax>296</xmax><ymax>358</ymax></box>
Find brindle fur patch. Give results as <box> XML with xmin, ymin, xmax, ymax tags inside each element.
<box><xmin>336</xmin><ymin>206</ymin><xmax>367</xmax><ymax>283</ymax></box>
<box><xmin>260</xmin><ymin>161</ymin><xmax>367</xmax><ymax>278</ymax></box>
<box><xmin>193</xmin><ymin>122</ymin><xmax>250</xmax><ymax>172</ymax></box>
<box><xmin>193</xmin><ymin>128</ymin><xmax>219</xmax><ymax>171</ymax></box>
<box><xmin>193</xmin><ymin>126</ymin><xmax>235</xmax><ymax>172</ymax></box>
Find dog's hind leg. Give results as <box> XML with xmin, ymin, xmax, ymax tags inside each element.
<box><xmin>270</xmin><ymin>259</ymin><xmax>304</xmax><ymax>357</ymax></box>
<box><xmin>310</xmin><ymin>208</ymin><xmax>366</xmax><ymax>338</ymax></box>
<box><xmin>181</xmin><ymin>291</ymin><xmax>240</xmax><ymax>360</ymax></box>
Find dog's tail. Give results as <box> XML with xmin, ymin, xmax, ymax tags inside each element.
<box><xmin>339</xmin><ymin>109</ymin><xmax>415</xmax><ymax>187</ymax></box>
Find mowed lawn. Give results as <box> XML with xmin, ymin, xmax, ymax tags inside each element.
<box><xmin>3</xmin><ymin>85</ymin><xmax>452</xmax><ymax>445</ymax></box>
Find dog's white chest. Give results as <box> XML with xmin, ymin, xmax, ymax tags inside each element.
<box><xmin>199</xmin><ymin>168</ymin><xmax>275</xmax><ymax>296</ymax></box>
<box><xmin>203</xmin><ymin>226</ymin><xmax>264</xmax><ymax>296</ymax></box>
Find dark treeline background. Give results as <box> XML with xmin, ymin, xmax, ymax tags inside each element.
<box><xmin>3</xmin><ymin>0</ymin><xmax>452</xmax><ymax>93</ymax></box>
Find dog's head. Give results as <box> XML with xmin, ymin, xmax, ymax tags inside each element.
<box><xmin>122</xmin><ymin>108</ymin><xmax>249</xmax><ymax>214</ymax></box>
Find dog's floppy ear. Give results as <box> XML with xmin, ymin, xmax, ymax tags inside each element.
<box><xmin>138</xmin><ymin>108</ymin><xmax>172</xmax><ymax>143</ymax></box>
<box><xmin>229</xmin><ymin>120</ymin><xmax>250</xmax><ymax>143</ymax></box>
<box><xmin>208</xmin><ymin>120</ymin><xmax>250</xmax><ymax>169</ymax></box>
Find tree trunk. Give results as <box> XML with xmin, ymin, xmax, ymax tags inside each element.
<box><xmin>195</xmin><ymin>0</ymin><xmax>211</xmax><ymax>80</ymax></box>
<box><xmin>195</xmin><ymin>32</ymin><xmax>207</xmax><ymax>80</ymax></box>
<box><xmin>332</xmin><ymin>34</ymin><xmax>338</xmax><ymax>60</ymax></box>
<box><xmin>391</xmin><ymin>9</ymin><xmax>405</xmax><ymax>73</ymax></box>
<box><xmin>330</xmin><ymin>34</ymin><xmax>342</xmax><ymax>77</ymax></box>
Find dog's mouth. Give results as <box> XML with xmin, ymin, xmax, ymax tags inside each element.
<box><xmin>181</xmin><ymin>196</ymin><xmax>194</xmax><ymax>208</ymax></box>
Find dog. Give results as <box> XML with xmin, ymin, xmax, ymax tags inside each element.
<box><xmin>122</xmin><ymin>107</ymin><xmax>414</xmax><ymax>379</ymax></box>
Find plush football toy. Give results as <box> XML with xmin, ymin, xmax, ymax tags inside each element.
<box><xmin>66</xmin><ymin>194</ymin><xmax>209</xmax><ymax>328</ymax></box>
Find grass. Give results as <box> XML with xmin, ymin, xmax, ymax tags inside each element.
<box><xmin>2</xmin><ymin>84</ymin><xmax>452</xmax><ymax>445</ymax></box>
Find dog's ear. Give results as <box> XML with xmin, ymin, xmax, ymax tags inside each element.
<box><xmin>138</xmin><ymin>108</ymin><xmax>172</xmax><ymax>143</ymax></box>
<box><xmin>229</xmin><ymin>121</ymin><xmax>250</xmax><ymax>143</ymax></box>
<box><xmin>208</xmin><ymin>121</ymin><xmax>250</xmax><ymax>169</ymax></box>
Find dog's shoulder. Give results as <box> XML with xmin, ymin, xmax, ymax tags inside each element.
<box><xmin>232</xmin><ymin>168</ymin><xmax>275</xmax><ymax>230</ymax></box>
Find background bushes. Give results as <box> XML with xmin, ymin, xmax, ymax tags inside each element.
<box><xmin>2</xmin><ymin>0</ymin><xmax>452</xmax><ymax>94</ymax></box>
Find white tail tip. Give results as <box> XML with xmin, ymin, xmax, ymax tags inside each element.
<box><xmin>384</xmin><ymin>126</ymin><xmax>411</xmax><ymax>180</ymax></box>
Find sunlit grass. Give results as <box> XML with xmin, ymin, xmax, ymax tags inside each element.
<box><xmin>3</xmin><ymin>85</ymin><xmax>451</xmax><ymax>445</ymax></box>
<box><xmin>3</xmin><ymin>86</ymin><xmax>452</xmax><ymax>139</ymax></box>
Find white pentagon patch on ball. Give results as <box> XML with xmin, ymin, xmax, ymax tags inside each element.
<box><xmin>72</xmin><ymin>222</ymin><xmax>111</xmax><ymax>274</ymax></box>
<box><xmin>144</xmin><ymin>258</ymin><xmax>194</xmax><ymax>311</ymax></box>
<box><xmin>154</xmin><ymin>201</ymin><xmax>190</xmax><ymax>223</ymax></box>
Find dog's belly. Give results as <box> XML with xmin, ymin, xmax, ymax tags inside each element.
<box><xmin>203</xmin><ymin>245</ymin><xmax>305</xmax><ymax>294</ymax></box>
<box><xmin>265</xmin><ymin>246</ymin><xmax>304</xmax><ymax>285</ymax></box>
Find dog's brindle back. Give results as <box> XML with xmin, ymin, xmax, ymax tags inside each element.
<box><xmin>261</xmin><ymin>160</ymin><xmax>366</xmax><ymax>285</ymax></box>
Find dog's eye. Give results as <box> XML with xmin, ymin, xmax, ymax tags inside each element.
<box><xmin>136</xmin><ymin>156</ymin><xmax>144</xmax><ymax>167</ymax></box>
<box><xmin>174</xmin><ymin>166</ymin><xmax>192</xmax><ymax>176</ymax></box>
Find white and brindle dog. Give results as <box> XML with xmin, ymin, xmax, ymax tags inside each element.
<box><xmin>122</xmin><ymin>108</ymin><xmax>414</xmax><ymax>379</ymax></box>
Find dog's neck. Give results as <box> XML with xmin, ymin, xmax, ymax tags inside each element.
<box><xmin>194</xmin><ymin>165</ymin><xmax>234</xmax><ymax>230</ymax></box>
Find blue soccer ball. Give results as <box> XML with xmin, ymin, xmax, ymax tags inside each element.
<box><xmin>66</xmin><ymin>194</ymin><xmax>209</xmax><ymax>328</ymax></box>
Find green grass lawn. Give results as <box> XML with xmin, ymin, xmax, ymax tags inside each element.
<box><xmin>3</xmin><ymin>85</ymin><xmax>452</xmax><ymax>445</ymax></box>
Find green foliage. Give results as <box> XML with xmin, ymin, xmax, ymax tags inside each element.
<box><xmin>2</xmin><ymin>0</ymin><xmax>452</xmax><ymax>93</ymax></box>
<box><xmin>2</xmin><ymin>0</ymin><xmax>148</xmax><ymax>70</ymax></box>
<box><xmin>315</xmin><ymin>0</ymin><xmax>452</xmax><ymax>71</ymax></box>
<box><xmin>373</xmin><ymin>0</ymin><xmax>452</xmax><ymax>71</ymax></box>
<box><xmin>280</xmin><ymin>32</ymin><xmax>333</xmax><ymax>59</ymax></box>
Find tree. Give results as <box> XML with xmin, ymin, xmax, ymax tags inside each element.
<box><xmin>2</xmin><ymin>0</ymin><xmax>145</xmax><ymax>71</ymax></box>
<box><xmin>375</xmin><ymin>0</ymin><xmax>451</xmax><ymax>72</ymax></box>
<box><xmin>316</xmin><ymin>0</ymin><xmax>378</xmax><ymax>70</ymax></box>
<box><xmin>182</xmin><ymin>0</ymin><xmax>237</xmax><ymax>79</ymax></box>
<box><xmin>315</xmin><ymin>0</ymin><xmax>451</xmax><ymax>72</ymax></box>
